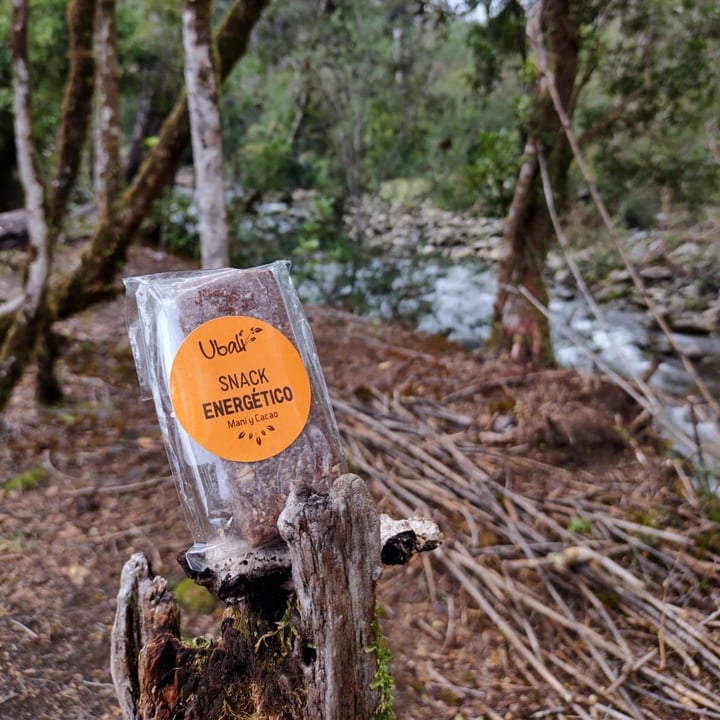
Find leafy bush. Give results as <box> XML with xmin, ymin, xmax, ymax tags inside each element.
<box><xmin>239</xmin><ymin>136</ymin><xmax>308</xmax><ymax>197</ymax></box>
<box><xmin>461</xmin><ymin>128</ymin><xmax>521</xmax><ymax>215</ymax></box>
<box><xmin>156</xmin><ymin>190</ymin><xmax>200</xmax><ymax>259</ymax></box>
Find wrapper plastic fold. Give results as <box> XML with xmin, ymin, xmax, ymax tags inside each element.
<box><xmin>124</xmin><ymin>261</ymin><xmax>346</xmax><ymax>571</ymax></box>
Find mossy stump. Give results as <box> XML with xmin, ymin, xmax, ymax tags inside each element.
<box><xmin>111</xmin><ymin>473</ymin><xmax>441</xmax><ymax>720</ymax></box>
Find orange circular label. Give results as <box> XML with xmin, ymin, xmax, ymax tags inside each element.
<box><xmin>169</xmin><ymin>316</ymin><xmax>312</xmax><ymax>462</ymax></box>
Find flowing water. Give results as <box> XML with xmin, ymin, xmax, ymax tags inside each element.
<box><xmin>238</xmin><ymin>198</ymin><xmax>719</xmax><ymax>465</ymax></box>
<box><xmin>297</xmin><ymin>254</ymin><xmax>720</xmax><ymax>465</ymax></box>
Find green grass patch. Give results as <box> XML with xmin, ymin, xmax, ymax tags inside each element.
<box><xmin>3</xmin><ymin>466</ymin><xmax>49</xmax><ymax>493</ymax></box>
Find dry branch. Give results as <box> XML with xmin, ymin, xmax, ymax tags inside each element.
<box><xmin>334</xmin><ymin>390</ymin><xmax>720</xmax><ymax>718</ymax></box>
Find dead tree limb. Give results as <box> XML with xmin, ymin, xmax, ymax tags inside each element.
<box><xmin>110</xmin><ymin>553</ymin><xmax>181</xmax><ymax>720</ymax></box>
<box><xmin>277</xmin><ymin>475</ymin><xmax>381</xmax><ymax>719</ymax></box>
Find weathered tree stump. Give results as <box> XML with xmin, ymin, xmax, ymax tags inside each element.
<box><xmin>111</xmin><ymin>473</ymin><xmax>441</xmax><ymax>720</ymax></box>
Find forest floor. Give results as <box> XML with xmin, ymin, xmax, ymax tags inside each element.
<box><xmin>1</xmin><ymin>244</ymin><xmax>719</xmax><ymax>720</ymax></box>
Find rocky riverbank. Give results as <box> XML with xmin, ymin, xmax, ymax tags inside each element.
<box><xmin>351</xmin><ymin>195</ymin><xmax>720</xmax><ymax>340</ymax></box>
<box><xmin>327</xmin><ymin>194</ymin><xmax>720</xmax><ymax>462</ymax></box>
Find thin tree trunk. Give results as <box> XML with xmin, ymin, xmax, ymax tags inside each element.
<box><xmin>93</xmin><ymin>0</ymin><xmax>121</xmax><ymax>215</ymax></box>
<box><xmin>36</xmin><ymin>0</ymin><xmax>96</xmax><ymax>404</ymax></box>
<box><xmin>488</xmin><ymin>0</ymin><xmax>579</xmax><ymax>365</ymax></box>
<box><xmin>182</xmin><ymin>0</ymin><xmax>229</xmax><ymax>269</ymax></box>
<box><xmin>490</xmin><ymin>136</ymin><xmax>550</xmax><ymax>363</ymax></box>
<box><xmin>0</xmin><ymin>0</ymin><xmax>52</xmax><ymax>410</ymax></box>
<box><xmin>48</xmin><ymin>0</ymin><xmax>96</xmax><ymax>231</ymax></box>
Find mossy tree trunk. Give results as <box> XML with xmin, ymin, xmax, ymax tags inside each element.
<box><xmin>489</xmin><ymin>0</ymin><xmax>579</xmax><ymax>366</ymax></box>
<box><xmin>36</xmin><ymin>0</ymin><xmax>97</xmax><ymax>404</ymax></box>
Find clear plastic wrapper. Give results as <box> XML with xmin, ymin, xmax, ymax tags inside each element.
<box><xmin>124</xmin><ymin>261</ymin><xmax>346</xmax><ymax>570</ymax></box>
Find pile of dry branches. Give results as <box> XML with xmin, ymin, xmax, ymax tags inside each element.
<box><xmin>334</xmin><ymin>391</ymin><xmax>720</xmax><ymax>719</ymax></box>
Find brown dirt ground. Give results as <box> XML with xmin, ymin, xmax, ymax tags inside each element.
<box><xmin>0</xmin><ymin>244</ymin><xmax>698</xmax><ymax>719</ymax></box>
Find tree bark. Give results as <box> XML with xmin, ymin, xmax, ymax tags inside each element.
<box><xmin>182</xmin><ymin>0</ymin><xmax>230</xmax><ymax>269</ymax></box>
<box><xmin>0</xmin><ymin>0</ymin><xmax>52</xmax><ymax>410</ymax></box>
<box><xmin>111</xmin><ymin>473</ymin><xmax>441</xmax><ymax>720</ymax></box>
<box><xmin>48</xmin><ymin>0</ymin><xmax>96</xmax><ymax>231</ymax></box>
<box><xmin>93</xmin><ymin>0</ymin><xmax>121</xmax><ymax>215</ymax></box>
<box><xmin>37</xmin><ymin>0</ymin><xmax>97</xmax><ymax>404</ymax></box>
<box><xmin>277</xmin><ymin>476</ymin><xmax>380</xmax><ymax>719</ymax></box>
<box><xmin>488</xmin><ymin>0</ymin><xmax>580</xmax><ymax>365</ymax></box>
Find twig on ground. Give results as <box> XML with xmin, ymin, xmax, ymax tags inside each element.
<box><xmin>336</xmin><ymin>390</ymin><xmax>720</xmax><ymax>718</ymax></box>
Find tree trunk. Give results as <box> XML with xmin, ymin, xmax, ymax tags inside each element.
<box><xmin>9</xmin><ymin>0</ymin><xmax>48</xmax><ymax>291</ymax></box>
<box><xmin>277</xmin><ymin>477</ymin><xmax>380</xmax><ymax>718</ymax></box>
<box><xmin>93</xmin><ymin>0</ymin><xmax>121</xmax><ymax>215</ymax></box>
<box><xmin>36</xmin><ymin>0</ymin><xmax>97</xmax><ymax>404</ymax></box>
<box><xmin>111</xmin><ymin>474</ymin><xmax>440</xmax><ymax>720</ymax></box>
<box><xmin>182</xmin><ymin>0</ymin><xmax>230</xmax><ymax>269</ymax></box>
<box><xmin>48</xmin><ymin>0</ymin><xmax>97</xmax><ymax>231</ymax></box>
<box><xmin>488</xmin><ymin>0</ymin><xmax>579</xmax><ymax>365</ymax></box>
<box><xmin>490</xmin><ymin>136</ymin><xmax>554</xmax><ymax>364</ymax></box>
<box><xmin>0</xmin><ymin>0</ymin><xmax>52</xmax><ymax>410</ymax></box>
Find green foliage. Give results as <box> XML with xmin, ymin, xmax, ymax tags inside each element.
<box><xmin>3</xmin><ymin>0</ymin><xmax>719</xmax><ymax>261</ymax></box>
<box><xmin>0</xmin><ymin>0</ymin><xmax>68</xmax><ymax>174</ymax></box>
<box><xmin>239</xmin><ymin>135</ymin><xmax>308</xmax><ymax>195</ymax></box>
<box><xmin>0</xmin><ymin>0</ymin><xmax>186</xmax><ymax>193</ymax></box>
<box><xmin>366</xmin><ymin>604</ymin><xmax>395</xmax><ymax>720</ymax></box>
<box><xmin>116</xmin><ymin>0</ymin><xmax>184</xmax><ymax>140</ymax></box>
<box><xmin>223</xmin><ymin>0</ymin><xmax>489</xmax><ymax>214</ymax></box>
<box><xmin>117</xmin><ymin>0</ymin><xmax>182</xmax><ymax>70</ymax></box>
<box><xmin>294</xmin><ymin>193</ymin><xmax>340</xmax><ymax>256</ymax></box>
<box><xmin>580</xmin><ymin>0</ymin><xmax>720</xmax><ymax>217</ymax></box>
<box><xmin>567</xmin><ymin>516</ymin><xmax>594</xmax><ymax>535</ymax></box>
<box><xmin>466</xmin><ymin>0</ymin><xmax>526</xmax><ymax>97</ymax></box>
<box><xmin>3</xmin><ymin>466</ymin><xmax>49</xmax><ymax>493</ymax></box>
<box><xmin>461</xmin><ymin>128</ymin><xmax>521</xmax><ymax>215</ymax></box>
<box><xmin>467</xmin><ymin>0</ymin><xmax>720</xmax><ymax>227</ymax></box>
<box><xmin>157</xmin><ymin>190</ymin><xmax>201</xmax><ymax>260</ymax></box>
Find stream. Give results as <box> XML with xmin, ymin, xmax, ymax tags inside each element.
<box><xmin>240</xmin><ymin>197</ymin><xmax>720</xmax><ymax>466</ymax></box>
<box><xmin>296</xmin><ymin>252</ymin><xmax>720</xmax><ymax>466</ymax></box>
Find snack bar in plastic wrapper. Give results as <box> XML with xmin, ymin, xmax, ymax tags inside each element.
<box><xmin>124</xmin><ymin>261</ymin><xmax>346</xmax><ymax>571</ymax></box>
